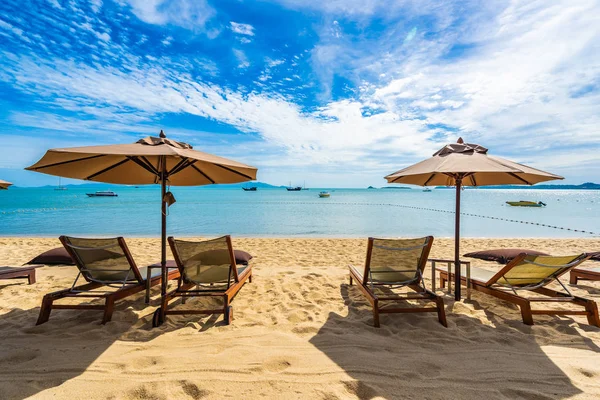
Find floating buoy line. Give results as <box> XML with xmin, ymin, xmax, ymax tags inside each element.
<box><xmin>1</xmin><ymin>201</ymin><xmax>597</xmax><ymax>236</ymax></box>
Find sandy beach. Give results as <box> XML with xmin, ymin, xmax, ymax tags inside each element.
<box><xmin>0</xmin><ymin>237</ymin><xmax>599</xmax><ymax>399</ymax></box>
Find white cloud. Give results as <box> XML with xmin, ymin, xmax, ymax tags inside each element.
<box><xmin>266</xmin><ymin>58</ymin><xmax>285</xmax><ymax>67</ymax></box>
<box><xmin>90</xmin><ymin>0</ymin><xmax>103</xmax><ymax>13</ymax></box>
<box><xmin>233</xmin><ymin>49</ymin><xmax>250</xmax><ymax>69</ymax></box>
<box><xmin>47</xmin><ymin>0</ymin><xmax>63</xmax><ymax>9</ymax></box>
<box><xmin>1</xmin><ymin>0</ymin><xmax>599</xmax><ymax>185</ymax></box>
<box><xmin>161</xmin><ymin>36</ymin><xmax>173</xmax><ymax>46</ymax></box>
<box><xmin>229</xmin><ymin>21</ymin><xmax>255</xmax><ymax>36</ymax></box>
<box><xmin>124</xmin><ymin>0</ymin><xmax>215</xmax><ymax>31</ymax></box>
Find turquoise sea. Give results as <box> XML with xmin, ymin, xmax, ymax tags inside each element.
<box><xmin>0</xmin><ymin>186</ymin><xmax>598</xmax><ymax>238</ymax></box>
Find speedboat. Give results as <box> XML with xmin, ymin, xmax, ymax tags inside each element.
<box><xmin>423</xmin><ymin>188</ymin><xmax>432</xmax><ymax>192</ymax></box>
<box><xmin>318</xmin><ymin>191</ymin><xmax>330</xmax><ymax>198</ymax></box>
<box><xmin>242</xmin><ymin>187</ymin><xmax>257</xmax><ymax>191</ymax></box>
<box><xmin>506</xmin><ymin>201</ymin><xmax>546</xmax><ymax>207</ymax></box>
<box><xmin>86</xmin><ymin>191</ymin><xmax>118</xmax><ymax>197</ymax></box>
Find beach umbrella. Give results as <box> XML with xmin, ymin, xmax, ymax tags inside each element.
<box><xmin>26</xmin><ymin>130</ymin><xmax>257</xmax><ymax>312</ymax></box>
<box><xmin>0</xmin><ymin>180</ymin><xmax>12</xmax><ymax>190</ymax></box>
<box><xmin>384</xmin><ymin>138</ymin><xmax>562</xmax><ymax>300</ymax></box>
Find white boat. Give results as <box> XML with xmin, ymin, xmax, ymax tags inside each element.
<box><xmin>54</xmin><ymin>177</ymin><xmax>67</xmax><ymax>191</ymax></box>
<box><xmin>423</xmin><ymin>188</ymin><xmax>432</xmax><ymax>192</ymax></box>
<box><xmin>318</xmin><ymin>191</ymin><xmax>330</xmax><ymax>198</ymax></box>
<box><xmin>86</xmin><ymin>191</ymin><xmax>118</xmax><ymax>197</ymax></box>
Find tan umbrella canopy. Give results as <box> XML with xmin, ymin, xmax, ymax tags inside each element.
<box><xmin>26</xmin><ymin>131</ymin><xmax>257</xmax><ymax>316</ymax></box>
<box><xmin>384</xmin><ymin>138</ymin><xmax>562</xmax><ymax>300</ymax></box>
<box><xmin>0</xmin><ymin>180</ymin><xmax>12</xmax><ymax>190</ymax></box>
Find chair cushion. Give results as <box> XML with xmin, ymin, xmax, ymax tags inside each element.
<box><xmin>26</xmin><ymin>247</ymin><xmax>75</xmax><ymax>265</ymax></box>
<box><xmin>463</xmin><ymin>248</ymin><xmax>549</xmax><ymax>264</ymax></box>
<box><xmin>234</xmin><ymin>250</ymin><xmax>253</xmax><ymax>265</ymax></box>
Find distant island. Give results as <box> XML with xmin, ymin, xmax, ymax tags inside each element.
<box><xmin>367</xmin><ymin>186</ymin><xmax>376</xmax><ymax>189</ymax></box>
<box><xmin>381</xmin><ymin>186</ymin><xmax>412</xmax><ymax>190</ymax></box>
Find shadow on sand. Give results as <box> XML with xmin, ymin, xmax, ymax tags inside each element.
<box><xmin>0</xmin><ymin>295</ymin><xmax>169</xmax><ymax>400</ymax></box>
<box><xmin>309</xmin><ymin>284</ymin><xmax>599</xmax><ymax>400</ymax></box>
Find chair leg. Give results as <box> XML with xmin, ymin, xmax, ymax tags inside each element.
<box><xmin>248</xmin><ymin>272</ymin><xmax>253</xmax><ymax>283</ymax></box>
<box><xmin>36</xmin><ymin>295</ymin><xmax>53</xmax><ymax>325</ymax></box>
<box><xmin>569</xmin><ymin>273</ymin><xmax>578</xmax><ymax>285</ymax></box>
<box><xmin>101</xmin><ymin>297</ymin><xmax>115</xmax><ymax>324</ymax></box>
<box><xmin>519</xmin><ymin>301</ymin><xmax>534</xmax><ymax>325</ymax></box>
<box><xmin>224</xmin><ymin>295</ymin><xmax>232</xmax><ymax>325</ymax></box>
<box><xmin>439</xmin><ymin>274</ymin><xmax>446</xmax><ymax>289</ymax></box>
<box><xmin>436</xmin><ymin>296</ymin><xmax>447</xmax><ymax>327</ymax></box>
<box><xmin>372</xmin><ymin>300</ymin><xmax>380</xmax><ymax>328</ymax></box>
<box><xmin>28</xmin><ymin>270</ymin><xmax>36</xmax><ymax>285</ymax></box>
<box><xmin>585</xmin><ymin>300</ymin><xmax>600</xmax><ymax>327</ymax></box>
<box><xmin>145</xmin><ymin>268</ymin><xmax>151</xmax><ymax>304</ymax></box>
<box><xmin>349</xmin><ymin>275</ymin><xmax>353</xmax><ymax>285</ymax></box>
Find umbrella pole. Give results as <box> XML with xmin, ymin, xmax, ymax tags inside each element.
<box><xmin>160</xmin><ymin>156</ymin><xmax>167</xmax><ymax>299</ymax></box>
<box><xmin>454</xmin><ymin>178</ymin><xmax>462</xmax><ymax>301</ymax></box>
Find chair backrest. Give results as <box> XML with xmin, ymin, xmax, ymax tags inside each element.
<box><xmin>59</xmin><ymin>236</ymin><xmax>142</xmax><ymax>284</ymax></box>
<box><xmin>363</xmin><ymin>236</ymin><xmax>433</xmax><ymax>286</ymax></box>
<box><xmin>488</xmin><ymin>253</ymin><xmax>590</xmax><ymax>288</ymax></box>
<box><xmin>168</xmin><ymin>236</ymin><xmax>238</xmax><ymax>287</ymax></box>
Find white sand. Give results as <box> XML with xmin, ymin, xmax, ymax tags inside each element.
<box><xmin>0</xmin><ymin>237</ymin><xmax>599</xmax><ymax>399</ymax></box>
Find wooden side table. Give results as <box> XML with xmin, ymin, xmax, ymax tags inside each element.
<box><xmin>428</xmin><ymin>258</ymin><xmax>472</xmax><ymax>299</ymax></box>
<box><xmin>144</xmin><ymin>260</ymin><xmax>178</xmax><ymax>303</ymax></box>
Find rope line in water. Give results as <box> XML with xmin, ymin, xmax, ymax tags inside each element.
<box><xmin>1</xmin><ymin>201</ymin><xmax>596</xmax><ymax>236</ymax></box>
<box><xmin>237</xmin><ymin>201</ymin><xmax>599</xmax><ymax>236</ymax></box>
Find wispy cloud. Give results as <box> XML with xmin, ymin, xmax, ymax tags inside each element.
<box><xmin>229</xmin><ymin>21</ymin><xmax>255</xmax><ymax>36</ymax></box>
<box><xmin>124</xmin><ymin>0</ymin><xmax>216</xmax><ymax>31</ymax></box>
<box><xmin>0</xmin><ymin>0</ymin><xmax>599</xmax><ymax>187</ymax></box>
<box><xmin>233</xmin><ymin>49</ymin><xmax>250</xmax><ymax>68</ymax></box>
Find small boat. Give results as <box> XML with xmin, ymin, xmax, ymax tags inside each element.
<box><xmin>318</xmin><ymin>191</ymin><xmax>330</xmax><ymax>198</ymax></box>
<box><xmin>506</xmin><ymin>201</ymin><xmax>546</xmax><ymax>207</ymax></box>
<box><xmin>286</xmin><ymin>182</ymin><xmax>302</xmax><ymax>191</ymax></box>
<box><xmin>242</xmin><ymin>187</ymin><xmax>257</xmax><ymax>191</ymax></box>
<box><xmin>86</xmin><ymin>191</ymin><xmax>118</xmax><ymax>197</ymax></box>
<box><xmin>54</xmin><ymin>177</ymin><xmax>67</xmax><ymax>191</ymax></box>
<box><xmin>422</xmin><ymin>188</ymin><xmax>432</xmax><ymax>192</ymax></box>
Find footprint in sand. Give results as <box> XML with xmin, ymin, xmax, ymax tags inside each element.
<box><xmin>179</xmin><ymin>380</ymin><xmax>210</xmax><ymax>399</ymax></box>
<box><xmin>263</xmin><ymin>356</ymin><xmax>293</xmax><ymax>373</ymax></box>
<box><xmin>0</xmin><ymin>349</ymin><xmax>40</xmax><ymax>365</ymax></box>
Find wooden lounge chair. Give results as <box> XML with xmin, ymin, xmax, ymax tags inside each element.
<box><xmin>438</xmin><ymin>253</ymin><xmax>599</xmax><ymax>327</ymax></box>
<box><xmin>36</xmin><ymin>236</ymin><xmax>179</xmax><ymax>325</ymax></box>
<box><xmin>570</xmin><ymin>266</ymin><xmax>600</xmax><ymax>284</ymax></box>
<box><xmin>0</xmin><ymin>265</ymin><xmax>38</xmax><ymax>285</ymax></box>
<box><xmin>348</xmin><ymin>236</ymin><xmax>447</xmax><ymax>327</ymax></box>
<box><xmin>152</xmin><ymin>235</ymin><xmax>253</xmax><ymax>327</ymax></box>
<box><xmin>570</xmin><ymin>253</ymin><xmax>600</xmax><ymax>284</ymax></box>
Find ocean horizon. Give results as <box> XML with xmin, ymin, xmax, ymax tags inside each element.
<box><xmin>1</xmin><ymin>186</ymin><xmax>597</xmax><ymax>239</ymax></box>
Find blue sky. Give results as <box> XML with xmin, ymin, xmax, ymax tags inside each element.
<box><xmin>0</xmin><ymin>0</ymin><xmax>599</xmax><ymax>187</ymax></box>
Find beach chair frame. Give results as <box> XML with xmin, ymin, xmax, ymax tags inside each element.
<box><xmin>438</xmin><ymin>253</ymin><xmax>599</xmax><ymax>326</ymax></box>
<box><xmin>0</xmin><ymin>266</ymin><xmax>37</xmax><ymax>285</ymax></box>
<box><xmin>570</xmin><ymin>266</ymin><xmax>600</xmax><ymax>284</ymax></box>
<box><xmin>153</xmin><ymin>235</ymin><xmax>252</xmax><ymax>327</ymax></box>
<box><xmin>348</xmin><ymin>236</ymin><xmax>447</xmax><ymax>327</ymax></box>
<box><xmin>36</xmin><ymin>236</ymin><xmax>179</xmax><ymax>325</ymax></box>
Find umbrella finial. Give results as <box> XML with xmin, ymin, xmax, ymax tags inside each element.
<box><xmin>159</xmin><ymin>130</ymin><xmax>166</xmax><ymax>138</ymax></box>
<box><xmin>457</xmin><ymin>137</ymin><xmax>464</xmax><ymax>144</ymax></box>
